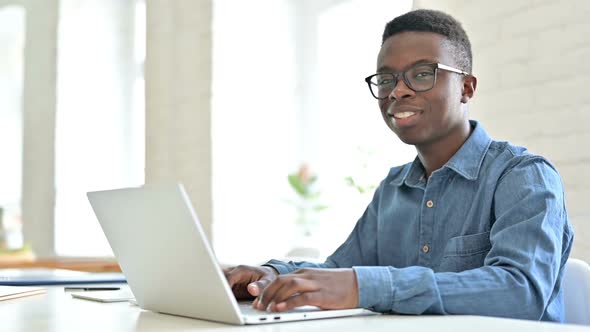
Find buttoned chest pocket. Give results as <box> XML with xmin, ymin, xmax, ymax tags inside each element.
<box><xmin>438</xmin><ymin>231</ymin><xmax>491</xmax><ymax>272</ymax></box>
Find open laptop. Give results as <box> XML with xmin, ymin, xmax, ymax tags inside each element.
<box><xmin>87</xmin><ymin>183</ymin><xmax>375</xmax><ymax>325</ymax></box>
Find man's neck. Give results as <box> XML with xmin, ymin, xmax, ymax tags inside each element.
<box><xmin>416</xmin><ymin>121</ymin><xmax>473</xmax><ymax>178</ymax></box>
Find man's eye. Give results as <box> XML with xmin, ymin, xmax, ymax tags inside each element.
<box><xmin>377</xmin><ymin>78</ymin><xmax>393</xmax><ymax>85</ymax></box>
<box><xmin>414</xmin><ymin>71</ymin><xmax>434</xmax><ymax>79</ymax></box>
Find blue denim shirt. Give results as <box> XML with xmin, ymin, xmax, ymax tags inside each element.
<box><xmin>266</xmin><ymin>120</ymin><xmax>573</xmax><ymax>321</ymax></box>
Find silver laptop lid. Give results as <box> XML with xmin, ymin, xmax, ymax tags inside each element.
<box><xmin>87</xmin><ymin>183</ymin><xmax>244</xmax><ymax>325</ymax></box>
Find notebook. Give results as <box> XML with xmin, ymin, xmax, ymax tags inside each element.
<box><xmin>87</xmin><ymin>183</ymin><xmax>376</xmax><ymax>325</ymax></box>
<box><xmin>0</xmin><ymin>268</ymin><xmax>126</xmax><ymax>286</ymax></box>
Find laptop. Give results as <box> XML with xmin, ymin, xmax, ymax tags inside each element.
<box><xmin>87</xmin><ymin>183</ymin><xmax>375</xmax><ymax>325</ymax></box>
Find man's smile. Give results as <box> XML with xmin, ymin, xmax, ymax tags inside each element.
<box><xmin>393</xmin><ymin>111</ymin><xmax>418</xmax><ymax>119</ymax></box>
<box><xmin>387</xmin><ymin>105</ymin><xmax>423</xmax><ymax>126</ymax></box>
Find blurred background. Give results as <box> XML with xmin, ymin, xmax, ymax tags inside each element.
<box><xmin>0</xmin><ymin>0</ymin><xmax>588</xmax><ymax>267</ymax></box>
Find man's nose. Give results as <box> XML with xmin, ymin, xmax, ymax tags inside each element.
<box><xmin>388</xmin><ymin>79</ymin><xmax>415</xmax><ymax>101</ymax></box>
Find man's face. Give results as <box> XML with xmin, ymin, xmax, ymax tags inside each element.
<box><xmin>376</xmin><ymin>31</ymin><xmax>469</xmax><ymax>147</ymax></box>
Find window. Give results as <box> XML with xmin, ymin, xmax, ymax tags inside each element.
<box><xmin>212</xmin><ymin>0</ymin><xmax>413</xmax><ymax>265</ymax></box>
<box><xmin>0</xmin><ymin>5</ymin><xmax>25</xmax><ymax>249</ymax></box>
<box><xmin>212</xmin><ymin>0</ymin><xmax>299</xmax><ymax>265</ymax></box>
<box><xmin>311</xmin><ymin>0</ymin><xmax>414</xmax><ymax>252</ymax></box>
<box><xmin>54</xmin><ymin>0</ymin><xmax>145</xmax><ymax>256</ymax></box>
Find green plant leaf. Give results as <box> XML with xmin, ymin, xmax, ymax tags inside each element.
<box><xmin>344</xmin><ymin>176</ymin><xmax>354</xmax><ymax>186</ymax></box>
<box><xmin>312</xmin><ymin>205</ymin><xmax>329</xmax><ymax>212</ymax></box>
<box><xmin>344</xmin><ymin>176</ymin><xmax>376</xmax><ymax>194</ymax></box>
<box><xmin>288</xmin><ymin>174</ymin><xmax>306</xmax><ymax>196</ymax></box>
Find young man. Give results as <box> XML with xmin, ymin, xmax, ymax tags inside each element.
<box><xmin>224</xmin><ymin>9</ymin><xmax>573</xmax><ymax>322</ymax></box>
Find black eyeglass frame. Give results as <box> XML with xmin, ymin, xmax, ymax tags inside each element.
<box><xmin>364</xmin><ymin>63</ymin><xmax>469</xmax><ymax>100</ymax></box>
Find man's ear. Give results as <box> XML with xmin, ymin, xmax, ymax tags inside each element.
<box><xmin>461</xmin><ymin>75</ymin><xmax>477</xmax><ymax>104</ymax></box>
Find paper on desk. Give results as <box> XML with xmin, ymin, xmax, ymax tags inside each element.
<box><xmin>71</xmin><ymin>289</ymin><xmax>135</xmax><ymax>303</ymax></box>
<box><xmin>0</xmin><ymin>285</ymin><xmax>46</xmax><ymax>301</ymax></box>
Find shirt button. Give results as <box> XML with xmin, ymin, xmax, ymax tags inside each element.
<box><xmin>426</xmin><ymin>200</ymin><xmax>434</xmax><ymax>208</ymax></box>
<box><xmin>422</xmin><ymin>244</ymin><xmax>430</xmax><ymax>253</ymax></box>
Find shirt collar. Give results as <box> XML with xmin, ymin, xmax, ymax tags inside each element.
<box><xmin>444</xmin><ymin>120</ymin><xmax>492</xmax><ymax>180</ymax></box>
<box><xmin>390</xmin><ymin>120</ymin><xmax>492</xmax><ymax>186</ymax></box>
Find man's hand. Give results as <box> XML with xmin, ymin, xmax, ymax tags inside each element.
<box><xmin>253</xmin><ymin>268</ymin><xmax>359</xmax><ymax>312</ymax></box>
<box><xmin>223</xmin><ymin>265</ymin><xmax>278</xmax><ymax>300</ymax></box>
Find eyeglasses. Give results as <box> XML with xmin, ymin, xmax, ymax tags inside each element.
<box><xmin>364</xmin><ymin>63</ymin><xmax>469</xmax><ymax>100</ymax></box>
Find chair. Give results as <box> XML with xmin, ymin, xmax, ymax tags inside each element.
<box><xmin>563</xmin><ymin>258</ymin><xmax>590</xmax><ymax>325</ymax></box>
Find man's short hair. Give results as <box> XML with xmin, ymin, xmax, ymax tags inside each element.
<box><xmin>382</xmin><ymin>9</ymin><xmax>472</xmax><ymax>73</ymax></box>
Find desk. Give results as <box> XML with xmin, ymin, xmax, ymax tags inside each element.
<box><xmin>0</xmin><ymin>257</ymin><xmax>121</xmax><ymax>272</ymax></box>
<box><xmin>1</xmin><ymin>285</ymin><xmax>588</xmax><ymax>332</ymax></box>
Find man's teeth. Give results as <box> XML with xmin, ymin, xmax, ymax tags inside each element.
<box><xmin>394</xmin><ymin>111</ymin><xmax>416</xmax><ymax>119</ymax></box>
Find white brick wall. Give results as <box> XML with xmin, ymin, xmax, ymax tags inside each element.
<box><xmin>145</xmin><ymin>0</ymin><xmax>213</xmax><ymax>240</ymax></box>
<box><xmin>414</xmin><ymin>0</ymin><xmax>590</xmax><ymax>262</ymax></box>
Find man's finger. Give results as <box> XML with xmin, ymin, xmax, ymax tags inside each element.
<box><xmin>268</xmin><ymin>278</ymin><xmax>317</xmax><ymax>308</ymax></box>
<box><xmin>274</xmin><ymin>292</ymin><xmax>320</xmax><ymax>312</ymax></box>
<box><xmin>247</xmin><ymin>278</ymin><xmax>272</xmax><ymax>296</ymax></box>
<box><xmin>257</xmin><ymin>277</ymin><xmax>316</xmax><ymax>311</ymax></box>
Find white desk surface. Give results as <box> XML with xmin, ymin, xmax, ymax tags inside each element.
<box><xmin>0</xmin><ymin>285</ymin><xmax>588</xmax><ymax>332</ymax></box>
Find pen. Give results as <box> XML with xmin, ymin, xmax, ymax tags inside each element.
<box><xmin>64</xmin><ymin>287</ymin><xmax>121</xmax><ymax>292</ymax></box>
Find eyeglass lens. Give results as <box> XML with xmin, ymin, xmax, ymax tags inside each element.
<box><xmin>369</xmin><ymin>64</ymin><xmax>436</xmax><ymax>98</ymax></box>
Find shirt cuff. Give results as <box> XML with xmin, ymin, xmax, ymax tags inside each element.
<box><xmin>353</xmin><ymin>266</ymin><xmax>394</xmax><ymax>311</ymax></box>
<box><xmin>262</xmin><ymin>259</ymin><xmax>292</xmax><ymax>275</ymax></box>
